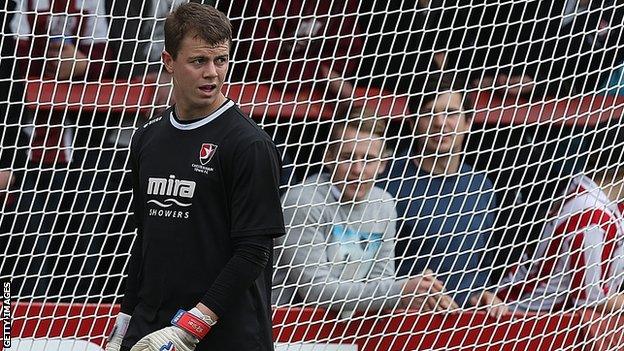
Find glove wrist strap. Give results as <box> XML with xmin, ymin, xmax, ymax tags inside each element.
<box><xmin>171</xmin><ymin>309</ymin><xmax>212</xmax><ymax>340</ymax></box>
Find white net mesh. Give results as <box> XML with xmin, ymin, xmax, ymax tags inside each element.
<box><xmin>2</xmin><ymin>0</ymin><xmax>624</xmax><ymax>350</ymax></box>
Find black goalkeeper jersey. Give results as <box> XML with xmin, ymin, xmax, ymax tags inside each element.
<box><xmin>121</xmin><ymin>100</ymin><xmax>285</xmax><ymax>351</ymax></box>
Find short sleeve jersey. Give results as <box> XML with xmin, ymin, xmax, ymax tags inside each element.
<box><xmin>123</xmin><ymin>100</ymin><xmax>285</xmax><ymax>350</ymax></box>
<box><xmin>499</xmin><ymin>175</ymin><xmax>624</xmax><ymax>312</ymax></box>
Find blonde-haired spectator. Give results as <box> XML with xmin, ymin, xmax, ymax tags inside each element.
<box><xmin>273</xmin><ymin>104</ymin><xmax>457</xmax><ymax>317</ymax></box>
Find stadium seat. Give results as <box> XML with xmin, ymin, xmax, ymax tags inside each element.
<box><xmin>9</xmin><ymin>338</ymin><xmax>103</xmax><ymax>351</ymax></box>
<box><xmin>11</xmin><ymin>302</ymin><xmax>624</xmax><ymax>351</ymax></box>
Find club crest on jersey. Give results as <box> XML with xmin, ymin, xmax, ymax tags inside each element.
<box><xmin>200</xmin><ymin>143</ymin><xmax>218</xmax><ymax>165</ymax></box>
<box><xmin>159</xmin><ymin>341</ymin><xmax>176</xmax><ymax>351</ymax></box>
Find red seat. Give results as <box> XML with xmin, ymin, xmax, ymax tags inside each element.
<box><xmin>9</xmin><ymin>302</ymin><xmax>609</xmax><ymax>351</ymax></box>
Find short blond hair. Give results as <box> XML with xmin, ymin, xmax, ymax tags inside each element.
<box><xmin>328</xmin><ymin>104</ymin><xmax>387</xmax><ymax>150</ymax></box>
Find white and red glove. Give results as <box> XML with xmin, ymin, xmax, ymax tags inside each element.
<box><xmin>130</xmin><ymin>308</ymin><xmax>215</xmax><ymax>351</ymax></box>
<box><xmin>105</xmin><ymin>312</ymin><xmax>131</xmax><ymax>351</ymax></box>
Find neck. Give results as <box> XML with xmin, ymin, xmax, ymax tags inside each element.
<box><xmin>415</xmin><ymin>152</ymin><xmax>461</xmax><ymax>175</ymax></box>
<box><xmin>595</xmin><ymin>171</ymin><xmax>624</xmax><ymax>203</ymax></box>
<box><xmin>174</xmin><ymin>94</ymin><xmax>226</xmax><ymax>121</ymax></box>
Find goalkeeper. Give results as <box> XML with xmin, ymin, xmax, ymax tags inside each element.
<box><xmin>105</xmin><ymin>3</ymin><xmax>285</xmax><ymax>351</ymax></box>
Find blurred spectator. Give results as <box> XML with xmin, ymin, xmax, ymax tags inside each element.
<box><xmin>0</xmin><ymin>0</ymin><xmax>29</xmax><ymax>278</ymax></box>
<box><xmin>0</xmin><ymin>0</ymin><xmax>27</xmax><ymax>202</ymax></box>
<box><xmin>379</xmin><ymin>83</ymin><xmax>507</xmax><ymax>318</ymax></box>
<box><xmin>499</xmin><ymin>122</ymin><xmax>624</xmax><ymax>312</ymax></box>
<box><xmin>273</xmin><ymin>105</ymin><xmax>457</xmax><ymax>317</ymax></box>
<box><xmin>525</xmin><ymin>0</ymin><xmax>624</xmax><ymax>97</ymax></box>
<box><xmin>357</xmin><ymin>1</ymin><xmax>428</xmax><ymax>95</ymax></box>
<box><xmin>412</xmin><ymin>0</ymin><xmax>624</xmax><ymax>99</ymax></box>
<box><xmin>108</xmin><ymin>0</ymin><xmax>171</xmax><ymax>79</ymax></box>
<box><xmin>465</xmin><ymin>124</ymin><xmax>587</xmax><ymax>284</ymax></box>
<box><xmin>226</xmin><ymin>0</ymin><xmax>362</xmax><ymax>100</ymax></box>
<box><xmin>9</xmin><ymin>0</ymin><xmax>111</xmax><ymax>168</ymax></box>
<box><xmin>11</xmin><ymin>0</ymin><xmax>111</xmax><ymax>81</ymax></box>
<box><xmin>416</xmin><ymin>0</ymin><xmax>535</xmax><ymax>98</ymax></box>
<box><xmin>8</xmin><ymin>0</ymin><xmax>111</xmax><ymax>298</ymax></box>
<box><xmin>107</xmin><ymin>0</ymin><xmax>186</xmax><ymax>110</ymax></box>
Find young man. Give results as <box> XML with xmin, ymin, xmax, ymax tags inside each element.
<box><xmin>105</xmin><ymin>3</ymin><xmax>285</xmax><ymax>351</ymax></box>
<box><xmin>273</xmin><ymin>106</ymin><xmax>457</xmax><ymax>318</ymax></box>
<box><xmin>379</xmin><ymin>86</ymin><xmax>508</xmax><ymax>318</ymax></box>
<box><xmin>499</xmin><ymin>124</ymin><xmax>624</xmax><ymax>313</ymax></box>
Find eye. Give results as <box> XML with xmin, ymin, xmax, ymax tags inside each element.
<box><xmin>366</xmin><ymin>155</ymin><xmax>379</xmax><ymax>162</ymax></box>
<box><xmin>216</xmin><ymin>57</ymin><xmax>228</xmax><ymax>64</ymax></box>
<box><xmin>192</xmin><ymin>58</ymin><xmax>205</xmax><ymax>65</ymax></box>
<box><xmin>338</xmin><ymin>153</ymin><xmax>351</xmax><ymax>162</ymax></box>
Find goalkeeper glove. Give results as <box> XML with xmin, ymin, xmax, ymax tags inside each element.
<box><xmin>105</xmin><ymin>312</ymin><xmax>131</xmax><ymax>351</ymax></box>
<box><xmin>130</xmin><ymin>308</ymin><xmax>216</xmax><ymax>351</ymax></box>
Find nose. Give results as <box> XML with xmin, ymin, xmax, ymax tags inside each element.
<box><xmin>350</xmin><ymin>159</ymin><xmax>364</xmax><ymax>177</ymax></box>
<box><xmin>431</xmin><ymin>114</ymin><xmax>445</xmax><ymax>130</ymax></box>
<box><xmin>203</xmin><ymin>61</ymin><xmax>218</xmax><ymax>78</ymax></box>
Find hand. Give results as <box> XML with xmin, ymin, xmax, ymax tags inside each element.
<box><xmin>130</xmin><ymin>326</ymin><xmax>198</xmax><ymax>351</ymax></box>
<box><xmin>471</xmin><ymin>74</ymin><xmax>535</xmax><ymax>99</ymax></box>
<box><xmin>401</xmin><ymin>269</ymin><xmax>459</xmax><ymax>312</ymax></box>
<box><xmin>45</xmin><ymin>41</ymin><xmax>88</xmax><ymax>80</ymax></box>
<box><xmin>403</xmin><ymin>295</ymin><xmax>456</xmax><ymax>312</ymax></box>
<box><xmin>423</xmin><ymin>292</ymin><xmax>460</xmax><ymax>312</ymax></box>
<box><xmin>130</xmin><ymin>309</ymin><xmax>213</xmax><ymax>351</ymax></box>
<box><xmin>0</xmin><ymin>170</ymin><xmax>13</xmax><ymax>189</ymax></box>
<box><xmin>470</xmin><ymin>291</ymin><xmax>508</xmax><ymax>319</ymax></box>
<box><xmin>495</xmin><ymin>74</ymin><xmax>535</xmax><ymax>98</ymax></box>
<box><xmin>600</xmin><ymin>292</ymin><xmax>624</xmax><ymax>312</ymax></box>
<box><xmin>0</xmin><ymin>170</ymin><xmax>13</xmax><ymax>201</ymax></box>
<box><xmin>105</xmin><ymin>312</ymin><xmax>131</xmax><ymax>351</ymax></box>
<box><xmin>319</xmin><ymin>64</ymin><xmax>354</xmax><ymax>99</ymax></box>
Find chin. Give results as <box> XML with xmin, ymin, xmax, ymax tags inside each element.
<box><xmin>354</xmin><ymin>189</ymin><xmax>372</xmax><ymax>202</ymax></box>
<box><xmin>426</xmin><ymin>144</ymin><xmax>452</xmax><ymax>154</ymax></box>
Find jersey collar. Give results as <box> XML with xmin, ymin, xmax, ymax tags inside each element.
<box><xmin>169</xmin><ymin>100</ymin><xmax>235</xmax><ymax>130</ymax></box>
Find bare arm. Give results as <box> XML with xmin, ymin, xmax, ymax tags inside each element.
<box><xmin>601</xmin><ymin>293</ymin><xmax>624</xmax><ymax>313</ymax></box>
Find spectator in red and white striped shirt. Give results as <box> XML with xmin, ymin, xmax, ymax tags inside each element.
<box><xmin>499</xmin><ymin>124</ymin><xmax>624</xmax><ymax>313</ymax></box>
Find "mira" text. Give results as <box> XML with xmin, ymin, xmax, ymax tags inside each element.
<box><xmin>147</xmin><ymin>175</ymin><xmax>196</xmax><ymax>198</ymax></box>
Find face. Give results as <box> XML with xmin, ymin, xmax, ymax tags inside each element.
<box><xmin>414</xmin><ymin>92</ymin><xmax>470</xmax><ymax>155</ymax></box>
<box><xmin>325</xmin><ymin>126</ymin><xmax>385</xmax><ymax>202</ymax></box>
<box><xmin>162</xmin><ymin>35</ymin><xmax>229</xmax><ymax>119</ymax></box>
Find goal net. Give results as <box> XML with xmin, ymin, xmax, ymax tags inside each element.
<box><xmin>2</xmin><ymin>0</ymin><xmax>624</xmax><ymax>350</ymax></box>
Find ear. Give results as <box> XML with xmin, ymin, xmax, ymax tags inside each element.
<box><xmin>323</xmin><ymin>148</ymin><xmax>333</xmax><ymax>166</ymax></box>
<box><xmin>407</xmin><ymin>118</ymin><xmax>416</xmax><ymax>134</ymax></box>
<box><xmin>323</xmin><ymin>146</ymin><xmax>337</xmax><ymax>173</ymax></box>
<box><xmin>378</xmin><ymin>158</ymin><xmax>387</xmax><ymax>176</ymax></box>
<box><xmin>162</xmin><ymin>50</ymin><xmax>174</xmax><ymax>74</ymax></box>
